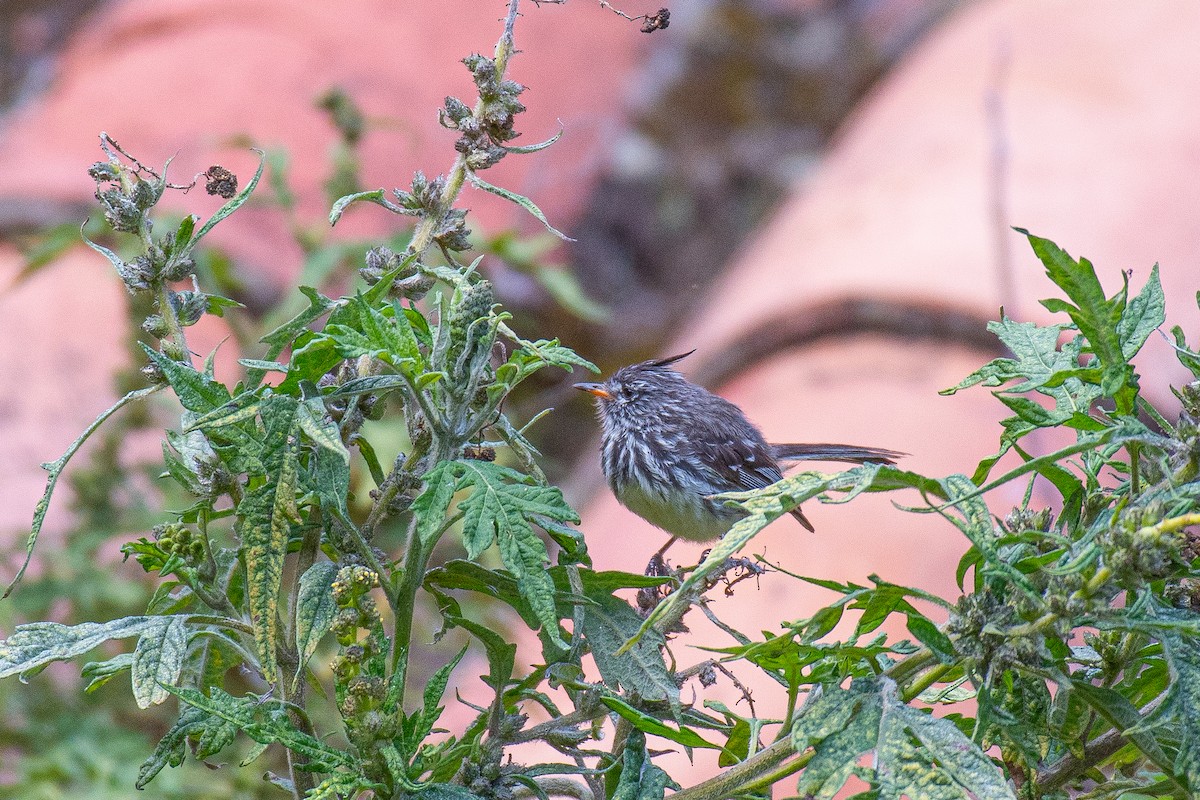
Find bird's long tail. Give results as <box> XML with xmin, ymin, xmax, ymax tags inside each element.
<box><xmin>771</xmin><ymin>443</ymin><xmax>905</xmax><ymax>465</ymax></box>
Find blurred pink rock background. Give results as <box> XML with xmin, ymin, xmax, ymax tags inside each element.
<box><xmin>3</xmin><ymin>0</ymin><xmax>1200</xmax><ymax>788</ymax></box>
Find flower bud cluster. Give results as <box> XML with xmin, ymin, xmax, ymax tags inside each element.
<box><xmin>385</xmin><ymin>172</ymin><xmax>472</xmax><ymax>254</ymax></box>
<box><xmin>439</xmin><ymin>54</ymin><xmax>526</xmax><ymax>171</ymax></box>
<box><xmin>947</xmin><ymin>590</ymin><xmax>1048</xmax><ymax>677</ymax></box>
<box><xmin>153</xmin><ymin>522</ymin><xmax>205</xmax><ymax>565</ymax></box>
<box><xmin>360</xmin><ymin>245</ymin><xmax>435</xmax><ymax>300</ymax></box>
<box><xmin>327</xmin><ymin>563</ymin><xmax>400</xmax><ymax>780</ymax></box>
<box><xmin>319</xmin><ymin>358</ymin><xmax>385</xmax><ymax>446</ymax></box>
<box><xmin>90</xmin><ymin>160</ymin><xmax>162</xmax><ymax>234</ymax></box>
<box><xmin>460</xmin><ymin>713</ymin><xmax>529</xmax><ymax>800</ymax></box>
<box><xmin>330</xmin><ymin>564</ymin><xmax>388</xmax><ymax>716</ymax></box>
<box><xmin>1035</xmin><ymin>570</ymin><xmax>1113</xmax><ymax>622</ymax></box>
<box><xmin>1000</xmin><ymin>507</ymin><xmax>1055</xmax><ymax>536</ymax></box>
<box><xmin>1170</xmin><ymin>382</ymin><xmax>1200</xmax><ymax>483</ymax></box>
<box><xmin>447</xmin><ymin>280</ymin><xmax>498</xmax><ymax>386</ymax></box>
<box><xmin>1097</xmin><ymin>502</ymin><xmax>1186</xmax><ymax>588</ymax></box>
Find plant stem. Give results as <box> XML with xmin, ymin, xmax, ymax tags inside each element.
<box><xmin>666</xmin><ymin>739</ymin><xmax>796</xmax><ymax>800</ymax></box>
<box><xmin>405</xmin><ymin>0</ymin><xmax>521</xmax><ymax>258</ymax></box>
<box><xmin>900</xmin><ymin>663</ymin><xmax>953</xmax><ymax>702</ymax></box>
<box><xmin>383</xmin><ymin>0</ymin><xmax>524</xmax><ymax>714</ymax></box>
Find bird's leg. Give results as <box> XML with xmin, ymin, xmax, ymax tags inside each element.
<box><xmin>652</xmin><ymin>536</ymin><xmax>678</xmax><ymax>563</ymax></box>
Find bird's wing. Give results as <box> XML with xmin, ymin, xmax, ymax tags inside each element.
<box><xmin>703</xmin><ymin>438</ymin><xmax>816</xmax><ymax>532</ymax></box>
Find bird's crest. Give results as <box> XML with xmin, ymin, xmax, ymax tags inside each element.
<box><xmin>649</xmin><ymin>350</ymin><xmax>696</xmax><ymax>369</ymax></box>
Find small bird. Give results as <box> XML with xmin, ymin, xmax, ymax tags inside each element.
<box><xmin>574</xmin><ymin>351</ymin><xmax>903</xmax><ymax>556</ymax></box>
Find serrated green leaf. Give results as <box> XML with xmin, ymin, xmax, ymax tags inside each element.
<box><xmin>297</xmin><ymin>398</ymin><xmax>349</xmax><ymax>463</ymax></box>
<box><xmin>879</xmin><ymin>694</ymin><xmax>1016</xmax><ymax>800</ymax></box>
<box><xmin>411</xmin><ymin>646</ymin><xmax>468</xmax><ymax>752</ymax></box>
<box><xmin>1070</xmin><ymin>680</ymin><xmax>1173</xmax><ymax>776</ymax></box>
<box><xmin>137</xmin><ymin>704</ymin><xmax>214</xmax><ymax>788</ymax></box>
<box><xmin>796</xmin><ymin>689</ymin><xmax>883</xmax><ymax>798</ymax></box>
<box><xmin>6</xmin><ymin>384</ymin><xmax>160</xmax><ymax>597</ymax></box>
<box><xmin>411</xmin><ymin>461</ymin><xmax>465</xmax><ymax>547</ymax></box>
<box><xmin>183</xmin><ymin>391</ymin><xmax>261</xmax><ymax>432</ymax></box>
<box><xmin>131</xmin><ymin>615</ymin><xmax>189</xmax><ymax>708</ymax></box>
<box><xmin>1170</xmin><ymin>324</ymin><xmax>1200</xmax><ymax>378</ymax></box>
<box><xmin>1019</xmin><ymin>229</ymin><xmax>1137</xmax><ymax>413</ymax></box>
<box><xmin>170</xmin><ymin>214</ymin><xmax>197</xmax><ymax>258</ymax></box>
<box><xmin>906</xmin><ymin>615</ymin><xmax>956</xmax><ymax>664</ymax></box>
<box><xmin>610</xmin><ymin>729</ymin><xmax>677</xmax><ymax>800</ymax></box>
<box><xmin>323</xmin><ymin>374</ymin><xmax>411</xmax><ymax>398</ymax></box>
<box><xmin>0</xmin><ymin>616</ymin><xmax>188</xmax><ymax>679</ymax></box>
<box><xmin>308</xmin><ymin>774</ymin><xmax>378</xmax><ymax>800</ymax></box>
<box><xmin>1155</xmin><ymin>620</ymin><xmax>1200</xmax><ymax>789</ymax></box>
<box><xmin>305</xmin><ymin>774</ymin><xmax>375</xmax><ymax>800</ymax></box>
<box><xmin>428</xmin><ymin>591</ymin><xmax>516</xmax><ymax>694</ymax></box>
<box><xmin>582</xmin><ymin>590</ymin><xmax>676</xmax><ymax>705</ymax></box>
<box><xmin>81</xmin><ymin>652</ymin><xmax>135</xmax><ymax>693</ymax></box>
<box><xmin>167</xmin><ymin>685</ymin><xmax>357</xmax><ymax>771</ymax></box>
<box><xmin>237</xmin><ymin>396</ymin><xmax>303</xmax><ymax>683</ymax></box>
<box><xmin>1117</xmin><ymin>264</ymin><xmax>1164</xmax><ymax>359</ymax></box>
<box><xmin>279</xmin><ymin>334</ymin><xmax>344</xmax><ymax>393</ymax></box>
<box><xmin>467</xmin><ymin>172</ymin><xmax>575</xmax><ymax>241</ymax></box>
<box><xmin>191</xmin><ymin>151</ymin><xmax>265</xmax><ymax>247</ymax></box>
<box><xmin>295</xmin><ymin>561</ymin><xmax>339</xmax><ymax>683</ymax></box>
<box><xmin>261</xmin><ymin>287</ymin><xmax>338</xmax><ymax>352</ymax></box>
<box><xmin>629</xmin><ymin>465</ymin><xmax>921</xmax><ymax>653</ymax></box>
<box><xmin>143</xmin><ymin>345</ymin><xmax>233</xmax><ymax>414</ymax></box>
<box><xmin>601</xmin><ymin>696</ymin><xmax>720</xmax><ymax>750</ymax></box>
<box><xmin>854</xmin><ymin>584</ymin><xmax>918</xmax><ymax>638</ymax></box>
<box><xmin>441</xmin><ymin>459</ymin><xmax>579</xmax><ymax>647</ymax></box>
<box><xmin>939</xmin><ymin>474</ymin><xmax>1037</xmax><ymax>596</ymax></box>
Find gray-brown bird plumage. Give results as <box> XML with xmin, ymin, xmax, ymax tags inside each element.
<box><xmin>575</xmin><ymin>352</ymin><xmax>903</xmax><ymax>545</ymax></box>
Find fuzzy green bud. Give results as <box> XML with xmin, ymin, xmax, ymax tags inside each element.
<box><xmin>172</xmin><ymin>290</ymin><xmax>208</xmax><ymax>326</ymax></box>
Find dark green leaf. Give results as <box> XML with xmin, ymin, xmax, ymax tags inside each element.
<box><xmin>294</xmin><ymin>562</ymin><xmax>338</xmax><ymax>683</ymax></box>
<box><xmin>600</xmin><ymin>696</ymin><xmax>720</xmax><ymax>750</ymax></box>
<box><xmin>582</xmin><ymin>590</ymin><xmax>676</xmax><ymax>705</ymax></box>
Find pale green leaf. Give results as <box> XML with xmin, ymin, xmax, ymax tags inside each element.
<box><xmin>879</xmin><ymin>699</ymin><xmax>1015</xmax><ymax>800</ymax></box>
<box><xmin>238</xmin><ymin>396</ymin><xmax>303</xmax><ymax>683</ymax></box>
<box><xmin>467</xmin><ymin>172</ymin><xmax>575</xmax><ymax>241</ymax></box>
<box><xmin>0</xmin><ymin>615</ymin><xmax>188</xmax><ymax>679</ymax></box>
<box><xmin>131</xmin><ymin>615</ymin><xmax>189</xmax><ymax>708</ymax></box>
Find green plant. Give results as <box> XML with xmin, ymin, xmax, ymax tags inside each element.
<box><xmin>4</xmin><ymin>3</ymin><xmax>1200</xmax><ymax>800</ymax></box>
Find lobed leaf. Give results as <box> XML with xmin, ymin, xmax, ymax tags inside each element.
<box><xmin>0</xmin><ymin>615</ymin><xmax>189</xmax><ymax>680</ymax></box>
<box><xmin>131</xmin><ymin>615</ymin><xmax>189</xmax><ymax>708</ymax></box>
<box><xmin>237</xmin><ymin>395</ymin><xmax>303</xmax><ymax>683</ymax></box>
